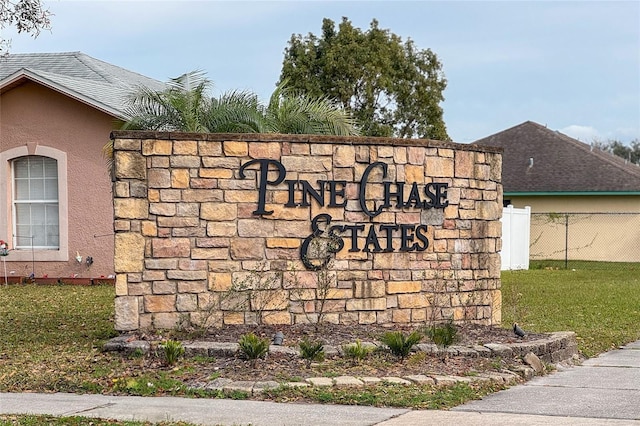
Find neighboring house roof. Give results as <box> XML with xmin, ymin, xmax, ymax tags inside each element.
<box><xmin>0</xmin><ymin>51</ymin><xmax>164</xmax><ymax>120</ymax></box>
<box><xmin>474</xmin><ymin>121</ymin><xmax>640</xmax><ymax>194</ymax></box>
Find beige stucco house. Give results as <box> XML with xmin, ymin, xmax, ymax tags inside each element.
<box><xmin>475</xmin><ymin>121</ymin><xmax>640</xmax><ymax>262</ymax></box>
<box><xmin>0</xmin><ymin>52</ymin><xmax>163</xmax><ymax>279</ymax></box>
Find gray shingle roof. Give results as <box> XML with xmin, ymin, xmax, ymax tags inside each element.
<box><xmin>474</xmin><ymin>121</ymin><xmax>640</xmax><ymax>193</ymax></box>
<box><xmin>0</xmin><ymin>51</ymin><xmax>164</xmax><ymax>119</ymax></box>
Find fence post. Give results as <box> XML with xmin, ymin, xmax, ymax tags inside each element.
<box><xmin>564</xmin><ymin>213</ymin><xmax>569</xmax><ymax>269</ymax></box>
<box><xmin>500</xmin><ymin>205</ymin><xmax>531</xmax><ymax>270</ymax></box>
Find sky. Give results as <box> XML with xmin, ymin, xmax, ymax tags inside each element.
<box><xmin>4</xmin><ymin>0</ymin><xmax>640</xmax><ymax>144</ymax></box>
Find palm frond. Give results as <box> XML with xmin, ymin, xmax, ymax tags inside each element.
<box><xmin>205</xmin><ymin>90</ymin><xmax>267</xmax><ymax>133</ymax></box>
<box><xmin>120</xmin><ymin>71</ymin><xmax>359</xmax><ymax>136</ymax></box>
<box><xmin>266</xmin><ymin>84</ymin><xmax>359</xmax><ymax>136</ymax></box>
<box><xmin>167</xmin><ymin>70</ymin><xmax>211</xmax><ymax>92</ymax></box>
<box><xmin>122</xmin><ymin>71</ymin><xmax>213</xmax><ymax>132</ymax></box>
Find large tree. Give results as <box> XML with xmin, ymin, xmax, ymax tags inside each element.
<box><xmin>1</xmin><ymin>0</ymin><xmax>52</xmax><ymax>54</ymax></box>
<box><xmin>593</xmin><ymin>138</ymin><xmax>640</xmax><ymax>165</ymax></box>
<box><xmin>279</xmin><ymin>17</ymin><xmax>449</xmax><ymax>140</ymax></box>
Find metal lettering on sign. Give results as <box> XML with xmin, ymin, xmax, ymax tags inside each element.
<box><xmin>239</xmin><ymin>159</ymin><xmax>449</xmax><ymax>269</ymax></box>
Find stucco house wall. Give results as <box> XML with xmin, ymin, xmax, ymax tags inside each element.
<box><xmin>1</xmin><ymin>81</ymin><xmax>116</xmax><ymax>278</ymax></box>
<box><xmin>1</xmin><ymin>51</ymin><xmax>165</xmax><ymax>281</ymax></box>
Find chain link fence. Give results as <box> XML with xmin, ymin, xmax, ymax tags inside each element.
<box><xmin>530</xmin><ymin>212</ymin><xmax>640</xmax><ymax>269</ymax></box>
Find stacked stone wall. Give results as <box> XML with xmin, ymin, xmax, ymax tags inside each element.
<box><xmin>111</xmin><ymin>132</ymin><xmax>503</xmax><ymax>331</ymax></box>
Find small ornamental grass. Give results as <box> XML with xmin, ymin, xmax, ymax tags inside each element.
<box><xmin>424</xmin><ymin>321</ymin><xmax>459</xmax><ymax>348</ymax></box>
<box><xmin>423</xmin><ymin>321</ymin><xmax>459</xmax><ymax>362</ymax></box>
<box><xmin>342</xmin><ymin>339</ymin><xmax>374</xmax><ymax>363</ymax></box>
<box><xmin>238</xmin><ymin>333</ymin><xmax>270</xmax><ymax>367</ymax></box>
<box><xmin>380</xmin><ymin>331</ymin><xmax>422</xmax><ymax>359</ymax></box>
<box><xmin>299</xmin><ymin>338</ymin><xmax>325</xmax><ymax>367</ymax></box>
<box><xmin>160</xmin><ymin>339</ymin><xmax>185</xmax><ymax>366</ymax></box>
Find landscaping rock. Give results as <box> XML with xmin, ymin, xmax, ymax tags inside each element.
<box><xmin>268</xmin><ymin>345</ymin><xmax>298</xmax><ymax>356</ymax></box>
<box><xmin>283</xmin><ymin>381</ymin><xmax>310</xmax><ymax>388</ymax></box>
<box><xmin>472</xmin><ymin>345</ymin><xmax>493</xmax><ymax>357</ymax></box>
<box><xmin>203</xmin><ymin>378</ymin><xmax>234</xmax><ymax>390</ymax></box>
<box><xmin>524</xmin><ymin>351</ymin><xmax>545</xmax><ymax>374</ymax></box>
<box><xmin>253</xmin><ymin>381</ymin><xmax>280</xmax><ymax>393</ymax></box>
<box><xmin>334</xmin><ymin>376</ymin><xmax>364</xmax><ymax>387</ymax></box>
<box><xmin>207</xmin><ymin>342</ymin><xmax>239</xmax><ymax>357</ymax></box>
<box><xmin>381</xmin><ymin>376</ymin><xmax>411</xmax><ymax>385</ymax></box>
<box><xmin>102</xmin><ymin>334</ymin><xmax>133</xmax><ymax>351</ymax></box>
<box><xmin>223</xmin><ymin>381</ymin><xmax>254</xmax><ymax>394</ymax></box>
<box><xmin>484</xmin><ymin>343</ymin><xmax>514</xmax><ymax>358</ymax></box>
<box><xmin>431</xmin><ymin>375</ymin><xmax>458</xmax><ymax>386</ymax></box>
<box><xmin>453</xmin><ymin>346</ymin><xmax>479</xmax><ymax>357</ymax></box>
<box><xmin>306</xmin><ymin>377</ymin><xmax>333</xmax><ymax>387</ymax></box>
<box><xmin>510</xmin><ymin>365</ymin><xmax>535</xmax><ymax>380</ymax></box>
<box><xmin>125</xmin><ymin>340</ymin><xmax>150</xmax><ymax>355</ymax></box>
<box><xmin>403</xmin><ymin>374</ymin><xmax>435</xmax><ymax>385</ymax></box>
<box><xmin>359</xmin><ymin>376</ymin><xmax>382</xmax><ymax>385</ymax></box>
<box><xmin>416</xmin><ymin>343</ymin><xmax>438</xmax><ymax>354</ymax></box>
<box><xmin>324</xmin><ymin>345</ymin><xmax>340</xmax><ymax>357</ymax></box>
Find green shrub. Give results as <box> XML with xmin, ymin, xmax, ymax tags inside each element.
<box><xmin>424</xmin><ymin>321</ymin><xmax>458</xmax><ymax>348</ymax></box>
<box><xmin>159</xmin><ymin>339</ymin><xmax>185</xmax><ymax>366</ymax></box>
<box><xmin>299</xmin><ymin>338</ymin><xmax>325</xmax><ymax>367</ymax></box>
<box><xmin>342</xmin><ymin>339</ymin><xmax>374</xmax><ymax>362</ymax></box>
<box><xmin>238</xmin><ymin>333</ymin><xmax>270</xmax><ymax>366</ymax></box>
<box><xmin>380</xmin><ymin>331</ymin><xmax>422</xmax><ymax>359</ymax></box>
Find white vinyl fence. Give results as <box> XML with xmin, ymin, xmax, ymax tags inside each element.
<box><xmin>501</xmin><ymin>205</ymin><xmax>531</xmax><ymax>270</ymax></box>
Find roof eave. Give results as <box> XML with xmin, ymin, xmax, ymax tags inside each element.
<box><xmin>0</xmin><ymin>70</ymin><xmax>128</xmax><ymax>120</ymax></box>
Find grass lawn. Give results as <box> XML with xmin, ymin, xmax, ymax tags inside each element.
<box><xmin>0</xmin><ymin>283</ymin><xmax>502</xmax><ymax>410</ymax></box>
<box><xmin>502</xmin><ymin>261</ymin><xmax>640</xmax><ymax>357</ymax></box>
<box><xmin>1</xmin><ymin>261</ymin><xmax>639</xmax><ymax>416</ymax></box>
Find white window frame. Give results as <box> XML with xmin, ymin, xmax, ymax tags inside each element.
<box><xmin>12</xmin><ymin>156</ymin><xmax>60</xmax><ymax>249</ymax></box>
<box><xmin>0</xmin><ymin>146</ymin><xmax>69</xmax><ymax>262</ymax></box>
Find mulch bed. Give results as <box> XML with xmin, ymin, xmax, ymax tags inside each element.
<box><xmin>134</xmin><ymin>323</ymin><xmax>546</xmax><ymax>383</ymax></box>
<box><xmin>168</xmin><ymin>322</ymin><xmax>545</xmax><ymax>347</ymax></box>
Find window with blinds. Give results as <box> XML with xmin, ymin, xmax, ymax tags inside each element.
<box><xmin>12</xmin><ymin>156</ymin><xmax>60</xmax><ymax>249</ymax></box>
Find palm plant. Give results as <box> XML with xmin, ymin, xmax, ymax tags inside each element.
<box><xmin>299</xmin><ymin>338</ymin><xmax>325</xmax><ymax>368</ymax></box>
<box><xmin>380</xmin><ymin>330</ymin><xmax>422</xmax><ymax>360</ymax></box>
<box><xmin>238</xmin><ymin>333</ymin><xmax>270</xmax><ymax>368</ymax></box>
<box><xmin>123</xmin><ymin>70</ymin><xmax>212</xmax><ymax>132</ymax></box>
<box><xmin>104</xmin><ymin>71</ymin><xmax>359</xmax><ymax>168</ymax></box>
<box><xmin>263</xmin><ymin>80</ymin><xmax>358</xmax><ymax>136</ymax></box>
<box><xmin>205</xmin><ymin>90</ymin><xmax>265</xmax><ymax>133</ymax></box>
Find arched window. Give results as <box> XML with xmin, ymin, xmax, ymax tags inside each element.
<box><xmin>12</xmin><ymin>156</ymin><xmax>59</xmax><ymax>249</ymax></box>
<box><xmin>0</xmin><ymin>146</ymin><xmax>68</xmax><ymax>261</ymax></box>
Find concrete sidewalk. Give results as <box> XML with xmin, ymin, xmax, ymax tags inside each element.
<box><xmin>1</xmin><ymin>341</ymin><xmax>638</xmax><ymax>425</ymax></box>
<box><xmin>451</xmin><ymin>340</ymin><xmax>640</xmax><ymax>423</ymax></box>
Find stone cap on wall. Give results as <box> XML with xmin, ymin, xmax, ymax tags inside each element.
<box><xmin>110</xmin><ymin>130</ymin><xmax>504</xmax><ymax>154</ymax></box>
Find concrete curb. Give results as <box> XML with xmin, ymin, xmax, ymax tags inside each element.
<box><xmin>187</xmin><ymin>371</ymin><xmax>523</xmax><ymax>395</ymax></box>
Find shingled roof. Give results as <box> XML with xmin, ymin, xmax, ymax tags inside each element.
<box><xmin>0</xmin><ymin>51</ymin><xmax>164</xmax><ymax>120</ymax></box>
<box><xmin>474</xmin><ymin>121</ymin><xmax>640</xmax><ymax>194</ymax></box>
